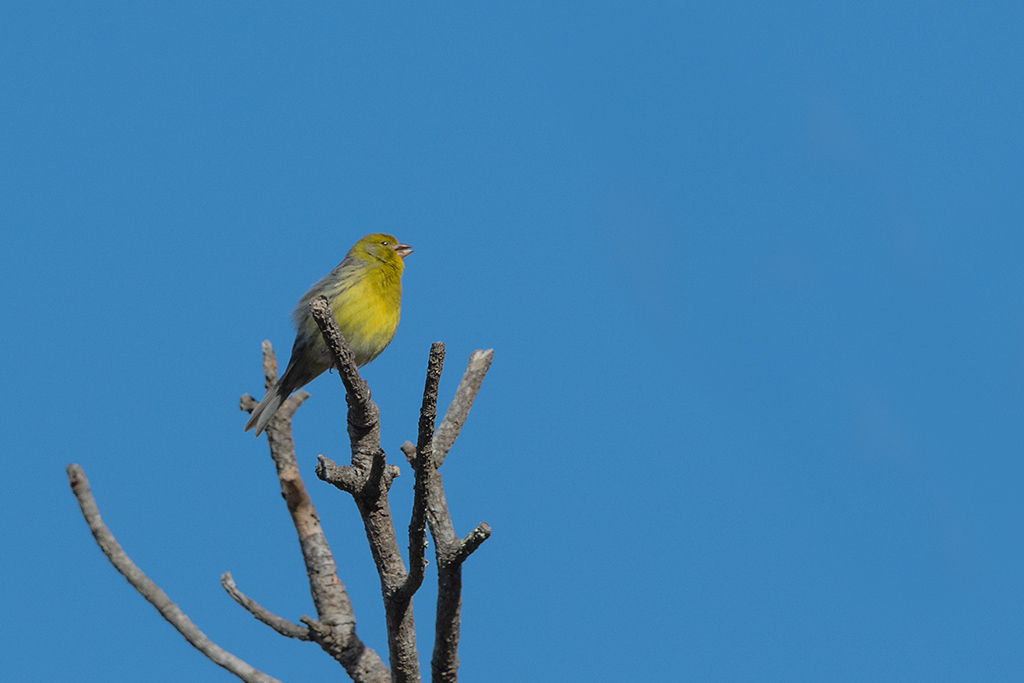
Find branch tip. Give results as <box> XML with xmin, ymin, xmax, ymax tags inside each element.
<box><xmin>433</xmin><ymin>349</ymin><xmax>494</xmax><ymax>466</ymax></box>
<box><xmin>456</xmin><ymin>522</ymin><xmax>492</xmax><ymax>563</ymax></box>
<box><xmin>220</xmin><ymin>572</ymin><xmax>311</xmax><ymax>641</ymax></box>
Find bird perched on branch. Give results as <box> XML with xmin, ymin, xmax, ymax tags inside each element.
<box><xmin>245</xmin><ymin>233</ymin><xmax>412</xmax><ymax>436</ymax></box>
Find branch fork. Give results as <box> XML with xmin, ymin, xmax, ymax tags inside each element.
<box><xmin>67</xmin><ymin>294</ymin><xmax>493</xmax><ymax>683</ymax></box>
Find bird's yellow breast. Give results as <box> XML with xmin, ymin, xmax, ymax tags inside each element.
<box><xmin>327</xmin><ymin>263</ymin><xmax>402</xmax><ymax>366</ymax></box>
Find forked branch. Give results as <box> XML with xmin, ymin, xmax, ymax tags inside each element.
<box><xmin>308</xmin><ymin>295</ymin><xmax>421</xmax><ymax>683</ymax></box>
<box><xmin>239</xmin><ymin>340</ymin><xmax>390</xmax><ymax>683</ymax></box>
<box><xmin>401</xmin><ymin>346</ymin><xmax>494</xmax><ymax>683</ymax></box>
<box><xmin>70</xmin><ymin>299</ymin><xmax>494</xmax><ymax>683</ymax></box>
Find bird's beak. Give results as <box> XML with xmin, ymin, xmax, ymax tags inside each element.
<box><xmin>394</xmin><ymin>243</ymin><xmax>413</xmax><ymax>259</ymax></box>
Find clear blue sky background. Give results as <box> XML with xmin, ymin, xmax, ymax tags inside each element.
<box><xmin>2</xmin><ymin>3</ymin><xmax>1022</xmax><ymax>681</ymax></box>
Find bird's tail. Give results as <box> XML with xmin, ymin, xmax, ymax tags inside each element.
<box><xmin>244</xmin><ymin>381</ymin><xmax>289</xmax><ymax>436</ymax></box>
<box><xmin>244</xmin><ymin>352</ymin><xmax>322</xmax><ymax>436</ymax></box>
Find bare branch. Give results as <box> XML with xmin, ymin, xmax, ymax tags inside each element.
<box><xmin>455</xmin><ymin>523</ymin><xmax>493</xmax><ymax>563</ymax></box>
<box><xmin>416</xmin><ymin>343</ymin><xmax>446</xmax><ymax>463</ymax></box>
<box><xmin>402</xmin><ymin>342</ymin><xmax>445</xmax><ymax>599</ymax></box>
<box><xmin>314</xmin><ymin>454</ymin><xmax>362</xmax><ymax>493</ymax></box>
<box><xmin>407</xmin><ymin>349</ymin><xmax>495</xmax><ymax>683</ymax></box>
<box><xmin>66</xmin><ymin>464</ymin><xmax>283</xmax><ymax>683</ymax></box>
<box><xmin>73</xmin><ymin>325</ymin><xmax>493</xmax><ymax>683</ymax></box>
<box><xmin>221</xmin><ymin>572</ymin><xmax>310</xmax><ymax>640</ymax></box>
<box><xmin>261</xmin><ymin>338</ymin><xmax>278</xmax><ymax>391</ymax></box>
<box><xmin>244</xmin><ymin>341</ymin><xmax>390</xmax><ymax>683</ymax></box>
<box><xmin>428</xmin><ymin>483</ymin><xmax>484</xmax><ymax>683</ymax></box>
<box><xmin>307</xmin><ymin>298</ymin><xmax>422</xmax><ymax>683</ymax></box>
<box><xmin>432</xmin><ymin>565</ymin><xmax>464</xmax><ymax>683</ymax></box>
<box><xmin>400</xmin><ymin>352</ymin><xmax>496</xmax><ymax>682</ymax></box>
<box><xmin>433</xmin><ymin>349</ymin><xmax>493</xmax><ymax>466</ymax></box>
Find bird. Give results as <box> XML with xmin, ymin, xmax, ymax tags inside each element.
<box><xmin>245</xmin><ymin>233</ymin><xmax>412</xmax><ymax>436</ymax></box>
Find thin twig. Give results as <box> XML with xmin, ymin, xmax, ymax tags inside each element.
<box><xmin>221</xmin><ymin>572</ymin><xmax>311</xmax><ymax>640</ymax></box>
<box><xmin>433</xmin><ymin>349</ymin><xmax>493</xmax><ymax>466</ymax></box>
<box><xmin>66</xmin><ymin>464</ymin><xmax>283</xmax><ymax>683</ymax></box>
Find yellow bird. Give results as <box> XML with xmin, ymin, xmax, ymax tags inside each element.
<box><xmin>245</xmin><ymin>233</ymin><xmax>412</xmax><ymax>436</ymax></box>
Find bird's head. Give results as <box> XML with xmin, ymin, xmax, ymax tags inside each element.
<box><xmin>351</xmin><ymin>233</ymin><xmax>413</xmax><ymax>272</ymax></box>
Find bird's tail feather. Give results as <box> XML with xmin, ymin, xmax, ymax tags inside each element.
<box><xmin>244</xmin><ymin>382</ymin><xmax>288</xmax><ymax>436</ymax></box>
<box><xmin>244</xmin><ymin>354</ymin><xmax>321</xmax><ymax>436</ymax></box>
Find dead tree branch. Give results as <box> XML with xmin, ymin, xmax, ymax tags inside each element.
<box><xmin>71</xmin><ymin>302</ymin><xmax>494</xmax><ymax>683</ymax></box>
<box><xmin>239</xmin><ymin>340</ymin><xmax>391</xmax><ymax>683</ymax></box>
<box><xmin>400</xmin><ymin>347</ymin><xmax>494</xmax><ymax>683</ymax></box>
<box><xmin>401</xmin><ymin>342</ymin><xmax>446</xmax><ymax>601</ymax></box>
<box><xmin>308</xmin><ymin>295</ymin><xmax>421</xmax><ymax>683</ymax></box>
<box><xmin>433</xmin><ymin>349</ymin><xmax>493</xmax><ymax>467</ymax></box>
<box><xmin>221</xmin><ymin>572</ymin><xmax>311</xmax><ymax>641</ymax></box>
<box><xmin>66</xmin><ymin>464</ymin><xmax>283</xmax><ymax>683</ymax></box>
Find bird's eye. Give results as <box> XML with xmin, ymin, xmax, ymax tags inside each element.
<box><xmin>381</xmin><ymin>240</ymin><xmax>390</xmax><ymax>246</ymax></box>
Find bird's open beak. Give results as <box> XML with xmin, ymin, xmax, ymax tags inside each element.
<box><xmin>394</xmin><ymin>243</ymin><xmax>413</xmax><ymax>259</ymax></box>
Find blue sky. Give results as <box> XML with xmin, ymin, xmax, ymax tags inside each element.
<box><xmin>2</xmin><ymin>2</ymin><xmax>1022</xmax><ymax>681</ymax></box>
